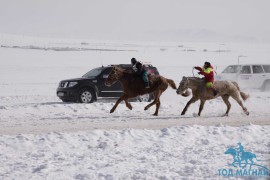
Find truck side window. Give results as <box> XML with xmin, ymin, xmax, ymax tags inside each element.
<box><xmin>263</xmin><ymin>65</ymin><xmax>270</xmax><ymax>73</ymax></box>
<box><xmin>252</xmin><ymin>65</ymin><xmax>264</xmax><ymax>74</ymax></box>
<box><xmin>101</xmin><ymin>68</ymin><xmax>111</xmax><ymax>78</ymax></box>
<box><xmin>240</xmin><ymin>66</ymin><xmax>251</xmax><ymax>74</ymax></box>
<box><xmin>222</xmin><ymin>65</ymin><xmax>240</xmax><ymax>73</ymax></box>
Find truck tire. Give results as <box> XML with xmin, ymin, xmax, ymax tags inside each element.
<box><xmin>78</xmin><ymin>88</ymin><xmax>96</xmax><ymax>103</ymax></box>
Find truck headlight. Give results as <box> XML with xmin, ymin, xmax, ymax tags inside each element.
<box><xmin>68</xmin><ymin>82</ymin><xmax>78</xmax><ymax>87</ymax></box>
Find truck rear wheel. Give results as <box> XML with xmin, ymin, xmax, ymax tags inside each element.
<box><xmin>137</xmin><ymin>93</ymin><xmax>154</xmax><ymax>102</ymax></box>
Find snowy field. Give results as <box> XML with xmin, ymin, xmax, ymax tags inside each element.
<box><xmin>0</xmin><ymin>35</ymin><xmax>270</xmax><ymax>179</ymax></box>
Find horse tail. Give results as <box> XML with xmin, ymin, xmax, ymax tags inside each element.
<box><xmin>253</xmin><ymin>154</ymin><xmax>262</xmax><ymax>162</ymax></box>
<box><xmin>166</xmin><ymin>78</ymin><xmax>177</xmax><ymax>89</ymax></box>
<box><xmin>232</xmin><ymin>81</ymin><xmax>250</xmax><ymax>101</ymax></box>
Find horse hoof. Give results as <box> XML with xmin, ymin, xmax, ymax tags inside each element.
<box><xmin>223</xmin><ymin>113</ymin><xmax>228</xmax><ymax>117</ymax></box>
<box><xmin>110</xmin><ymin>109</ymin><xmax>114</xmax><ymax>113</ymax></box>
<box><xmin>245</xmin><ymin>111</ymin><xmax>249</xmax><ymax>116</ymax></box>
<box><xmin>144</xmin><ymin>107</ymin><xmax>149</xmax><ymax>111</ymax></box>
<box><xmin>153</xmin><ymin>113</ymin><xmax>158</xmax><ymax>116</ymax></box>
<box><xmin>193</xmin><ymin>113</ymin><xmax>199</xmax><ymax>117</ymax></box>
<box><xmin>181</xmin><ymin>112</ymin><xmax>185</xmax><ymax>115</ymax></box>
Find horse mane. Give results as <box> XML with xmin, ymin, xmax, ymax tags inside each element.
<box><xmin>114</xmin><ymin>66</ymin><xmax>134</xmax><ymax>75</ymax></box>
<box><xmin>188</xmin><ymin>77</ymin><xmax>203</xmax><ymax>81</ymax></box>
<box><xmin>187</xmin><ymin>77</ymin><xmax>205</xmax><ymax>84</ymax></box>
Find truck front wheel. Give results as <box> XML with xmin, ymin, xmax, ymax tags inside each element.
<box><xmin>79</xmin><ymin>88</ymin><xmax>96</xmax><ymax>103</ymax></box>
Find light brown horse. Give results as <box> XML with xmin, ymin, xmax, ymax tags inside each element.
<box><xmin>105</xmin><ymin>66</ymin><xmax>178</xmax><ymax>116</ymax></box>
<box><xmin>176</xmin><ymin>76</ymin><xmax>250</xmax><ymax>116</ymax></box>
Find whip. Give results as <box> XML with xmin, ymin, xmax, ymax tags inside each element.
<box><xmin>192</xmin><ymin>67</ymin><xmax>200</xmax><ymax>77</ymax></box>
<box><xmin>193</xmin><ymin>66</ymin><xmax>218</xmax><ymax>77</ymax></box>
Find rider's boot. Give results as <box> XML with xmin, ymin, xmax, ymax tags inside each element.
<box><xmin>144</xmin><ymin>82</ymin><xmax>150</xmax><ymax>89</ymax></box>
<box><xmin>211</xmin><ymin>87</ymin><xmax>218</xmax><ymax>96</ymax></box>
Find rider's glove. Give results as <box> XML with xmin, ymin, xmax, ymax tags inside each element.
<box><xmin>194</xmin><ymin>66</ymin><xmax>201</xmax><ymax>70</ymax></box>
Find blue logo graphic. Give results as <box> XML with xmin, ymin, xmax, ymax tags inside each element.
<box><xmin>218</xmin><ymin>143</ymin><xmax>269</xmax><ymax>177</ymax></box>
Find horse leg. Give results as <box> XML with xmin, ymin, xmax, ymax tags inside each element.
<box><xmin>231</xmin><ymin>93</ymin><xmax>249</xmax><ymax>115</ymax></box>
<box><xmin>144</xmin><ymin>90</ymin><xmax>161</xmax><ymax>111</ymax></box>
<box><xmin>198</xmin><ymin>100</ymin><xmax>206</xmax><ymax>116</ymax></box>
<box><xmin>152</xmin><ymin>86</ymin><xmax>167</xmax><ymax>116</ymax></box>
<box><xmin>243</xmin><ymin>160</ymin><xmax>248</xmax><ymax>168</ymax></box>
<box><xmin>249</xmin><ymin>158</ymin><xmax>254</xmax><ymax>165</ymax></box>
<box><xmin>110</xmin><ymin>95</ymin><xmax>127</xmax><ymax>113</ymax></box>
<box><xmin>249</xmin><ymin>157</ymin><xmax>254</xmax><ymax>164</ymax></box>
<box><xmin>232</xmin><ymin>160</ymin><xmax>237</xmax><ymax>167</ymax></box>
<box><xmin>221</xmin><ymin>95</ymin><xmax>231</xmax><ymax>116</ymax></box>
<box><xmin>181</xmin><ymin>96</ymin><xmax>198</xmax><ymax>115</ymax></box>
<box><xmin>153</xmin><ymin>98</ymin><xmax>161</xmax><ymax>116</ymax></box>
<box><xmin>124</xmin><ymin>100</ymin><xmax>132</xmax><ymax>110</ymax></box>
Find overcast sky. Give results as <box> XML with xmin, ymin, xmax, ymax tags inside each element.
<box><xmin>0</xmin><ymin>0</ymin><xmax>270</xmax><ymax>42</ymax></box>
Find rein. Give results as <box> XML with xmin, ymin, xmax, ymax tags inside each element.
<box><xmin>192</xmin><ymin>67</ymin><xmax>200</xmax><ymax>78</ymax></box>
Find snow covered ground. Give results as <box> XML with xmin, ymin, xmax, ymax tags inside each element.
<box><xmin>0</xmin><ymin>35</ymin><xmax>270</xmax><ymax>179</ymax></box>
<box><xmin>1</xmin><ymin>125</ymin><xmax>269</xmax><ymax>179</ymax></box>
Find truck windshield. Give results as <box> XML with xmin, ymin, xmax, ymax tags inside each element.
<box><xmin>82</xmin><ymin>67</ymin><xmax>102</xmax><ymax>78</ymax></box>
<box><xmin>222</xmin><ymin>65</ymin><xmax>240</xmax><ymax>73</ymax></box>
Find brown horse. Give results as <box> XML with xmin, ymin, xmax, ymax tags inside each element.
<box><xmin>105</xmin><ymin>66</ymin><xmax>178</xmax><ymax>116</ymax></box>
<box><xmin>176</xmin><ymin>76</ymin><xmax>250</xmax><ymax>116</ymax></box>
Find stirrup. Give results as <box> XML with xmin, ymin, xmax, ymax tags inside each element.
<box><xmin>144</xmin><ymin>82</ymin><xmax>150</xmax><ymax>88</ymax></box>
<box><xmin>213</xmin><ymin>89</ymin><xmax>218</xmax><ymax>96</ymax></box>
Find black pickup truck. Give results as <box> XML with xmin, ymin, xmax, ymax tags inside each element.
<box><xmin>56</xmin><ymin>64</ymin><xmax>159</xmax><ymax>103</ymax></box>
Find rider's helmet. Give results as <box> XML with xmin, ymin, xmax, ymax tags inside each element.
<box><xmin>204</xmin><ymin>61</ymin><xmax>211</xmax><ymax>67</ymax></box>
<box><xmin>131</xmin><ymin>58</ymin><xmax>137</xmax><ymax>65</ymax></box>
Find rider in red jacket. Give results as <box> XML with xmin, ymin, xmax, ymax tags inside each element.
<box><xmin>194</xmin><ymin>61</ymin><xmax>218</xmax><ymax>96</ymax></box>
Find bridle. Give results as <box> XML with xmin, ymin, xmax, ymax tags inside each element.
<box><xmin>106</xmin><ymin>68</ymin><xmax>120</xmax><ymax>85</ymax></box>
<box><xmin>177</xmin><ymin>77</ymin><xmax>189</xmax><ymax>94</ymax></box>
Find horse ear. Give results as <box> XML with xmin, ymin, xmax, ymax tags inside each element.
<box><xmin>182</xmin><ymin>76</ymin><xmax>187</xmax><ymax>80</ymax></box>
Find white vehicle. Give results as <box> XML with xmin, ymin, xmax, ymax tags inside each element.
<box><xmin>216</xmin><ymin>64</ymin><xmax>270</xmax><ymax>91</ymax></box>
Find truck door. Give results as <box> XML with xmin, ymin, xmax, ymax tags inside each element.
<box><xmin>238</xmin><ymin>65</ymin><xmax>252</xmax><ymax>88</ymax></box>
<box><xmin>250</xmin><ymin>65</ymin><xmax>266</xmax><ymax>88</ymax></box>
<box><xmin>97</xmin><ymin>68</ymin><xmax>123</xmax><ymax>97</ymax></box>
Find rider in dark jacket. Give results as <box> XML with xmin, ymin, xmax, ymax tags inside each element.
<box><xmin>131</xmin><ymin>58</ymin><xmax>150</xmax><ymax>88</ymax></box>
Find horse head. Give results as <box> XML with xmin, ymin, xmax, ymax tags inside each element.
<box><xmin>105</xmin><ymin>66</ymin><xmax>123</xmax><ymax>87</ymax></box>
<box><xmin>225</xmin><ymin>147</ymin><xmax>237</xmax><ymax>156</ymax></box>
<box><xmin>176</xmin><ymin>76</ymin><xmax>191</xmax><ymax>97</ymax></box>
